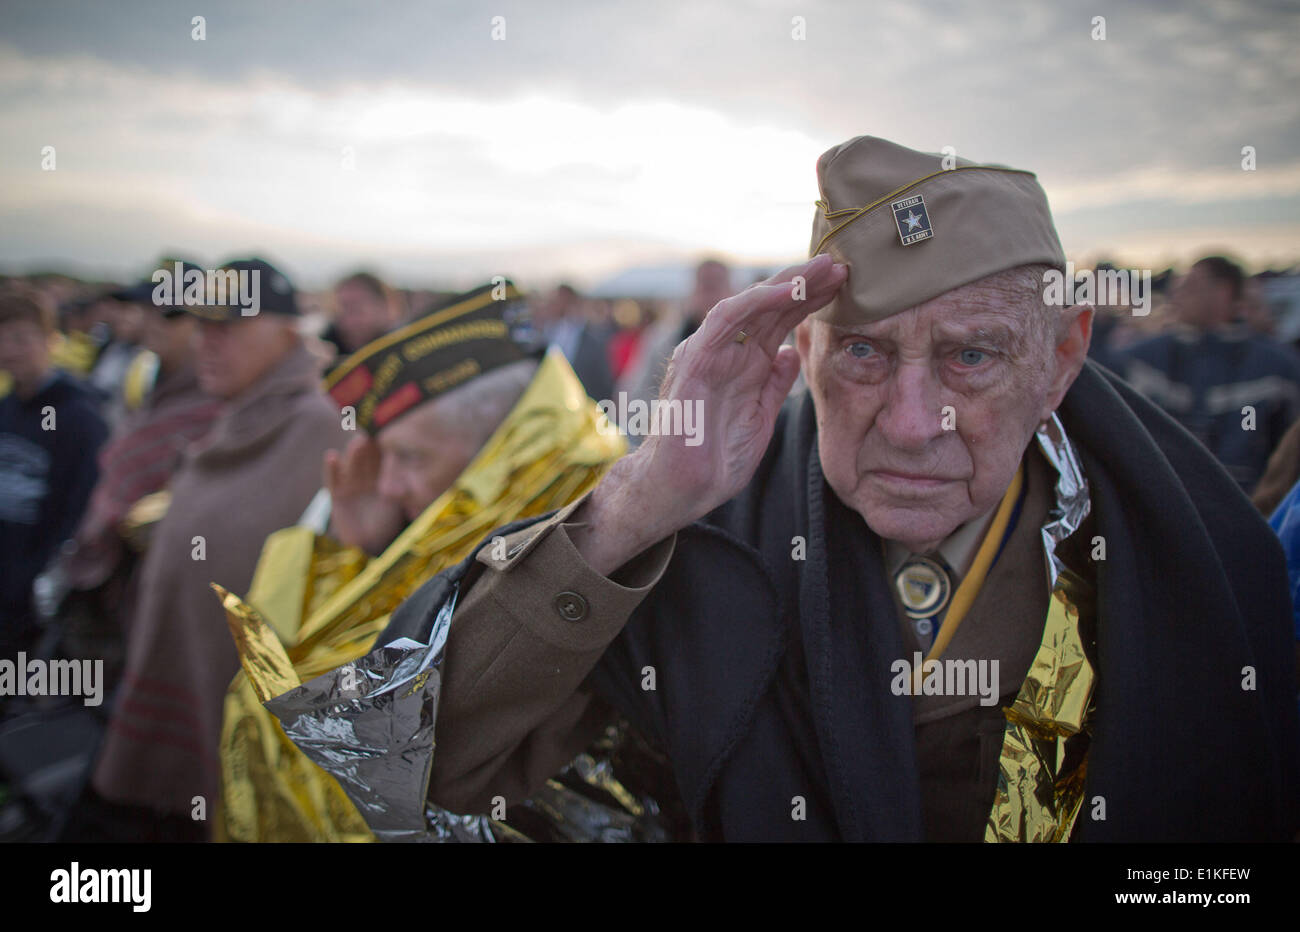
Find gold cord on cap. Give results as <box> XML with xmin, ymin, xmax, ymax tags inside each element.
<box><xmin>814</xmin><ymin>165</ymin><xmax>1035</xmax><ymax>256</ymax></box>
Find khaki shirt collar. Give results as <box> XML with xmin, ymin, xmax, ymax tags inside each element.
<box><xmin>883</xmin><ymin>500</ymin><xmax>1001</xmax><ymax>584</ymax></box>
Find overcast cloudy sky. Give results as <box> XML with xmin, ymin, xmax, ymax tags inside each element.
<box><xmin>1</xmin><ymin>0</ymin><xmax>1296</xmax><ymax>291</ymax></box>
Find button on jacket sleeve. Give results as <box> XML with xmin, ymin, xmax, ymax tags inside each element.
<box><xmin>426</xmin><ymin>494</ymin><xmax>677</xmax><ymax>814</ymax></box>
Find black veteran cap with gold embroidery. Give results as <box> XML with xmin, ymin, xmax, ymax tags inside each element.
<box><xmin>325</xmin><ymin>280</ymin><xmax>531</xmax><ymax>433</ymax></box>
<box><xmin>809</xmin><ymin>136</ymin><xmax>1066</xmax><ymax>324</ymax></box>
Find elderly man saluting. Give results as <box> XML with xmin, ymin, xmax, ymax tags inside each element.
<box><xmin>284</xmin><ymin>137</ymin><xmax>1300</xmax><ymax>842</ymax></box>
<box><xmin>213</xmin><ymin>284</ymin><xmax>660</xmax><ymax>842</ymax></box>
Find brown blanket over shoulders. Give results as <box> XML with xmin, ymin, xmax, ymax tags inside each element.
<box><xmin>93</xmin><ymin>342</ymin><xmax>348</xmax><ymax>819</ymax></box>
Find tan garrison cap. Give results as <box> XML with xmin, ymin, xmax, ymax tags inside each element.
<box><xmin>809</xmin><ymin>136</ymin><xmax>1065</xmax><ymax>325</ymax></box>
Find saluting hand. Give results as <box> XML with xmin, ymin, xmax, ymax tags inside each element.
<box><xmin>324</xmin><ymin>434</ymin><xmax>405</xmax><ymax>555</ymax></box>
<box><xmin>574</xmin><ymin>253</ymin><xmax>849</xmax><ymax>575</ymax></box>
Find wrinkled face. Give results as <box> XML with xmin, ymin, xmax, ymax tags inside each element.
<box><xmin>0</xmin><ymin>319</ymin><xmax>52</xmax><ymax>390</ymax></box>
<box><xmin>798</xmin><ymin>268</ymin><xmax>1084</xmax><ymax>553</ymax></box>
<box><xmin>195</xmin><ymin>314</ymin><xmax>296</xmax><ymax>399</ymax></box>
<box><xmin>375</xmin><ymin>400</ymin><xmax>480</xmax><ymax>522</ymax></box>
<box><xmin>335</xmin><ymin>281</ymin><xmax>395</xmax><ymax>353</ymax></box>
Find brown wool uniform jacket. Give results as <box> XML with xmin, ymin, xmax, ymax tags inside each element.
<box><xmin>424</xmin><ymin>444</ymin><xmax>1059</xmax><ymax>840</ymax></box>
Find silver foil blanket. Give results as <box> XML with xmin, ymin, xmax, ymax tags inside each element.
<box><xmin>264</xmin><ymin>581</ymin><xmax>675</xmax><ymax>842</ymax></box>
<box><xmin>264</xmin><ymin>586</ymin><xmax>467</xmax><ymax>842</ymax></box>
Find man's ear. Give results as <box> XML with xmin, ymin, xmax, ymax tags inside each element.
<box><xmin>795</xmin><ymin>319</ymin><xmax>814</xmax><ymax>366</ymax></box>
<box><xmin>1042</xmin><ymin>305</ymin><xmax>1093</xmax><ymax>419</ymax></box>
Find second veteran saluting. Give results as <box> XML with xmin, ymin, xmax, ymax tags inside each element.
<box><xmin>214</xmin><ymin>283</ymin><xmax>678</xmax><ymax>842</ymax></box>
<box><xmin>274</xmin><ymin>136</ymin><xmax>1299</xmax><ymax>841</ymax></box>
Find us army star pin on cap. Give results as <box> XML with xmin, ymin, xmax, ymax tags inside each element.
<box><xmin>891</xmin><ymin>194</ymin><xmax>933</xmax><ymax>246</ymax></box>
<box><xmin>808</xmin><ymin>135</ymin><xmax>1066</xmax><ymax>325</ymax></box>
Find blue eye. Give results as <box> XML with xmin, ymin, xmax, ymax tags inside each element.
<box><xmin>958</xmin><ymin>348</ymin><xmax>988</xmax><ymax>366</ymax></box>
<box><xmin>848</xmin><ymin>342</ymin><xmax>875</xmax><ymax>358</ymax></box>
